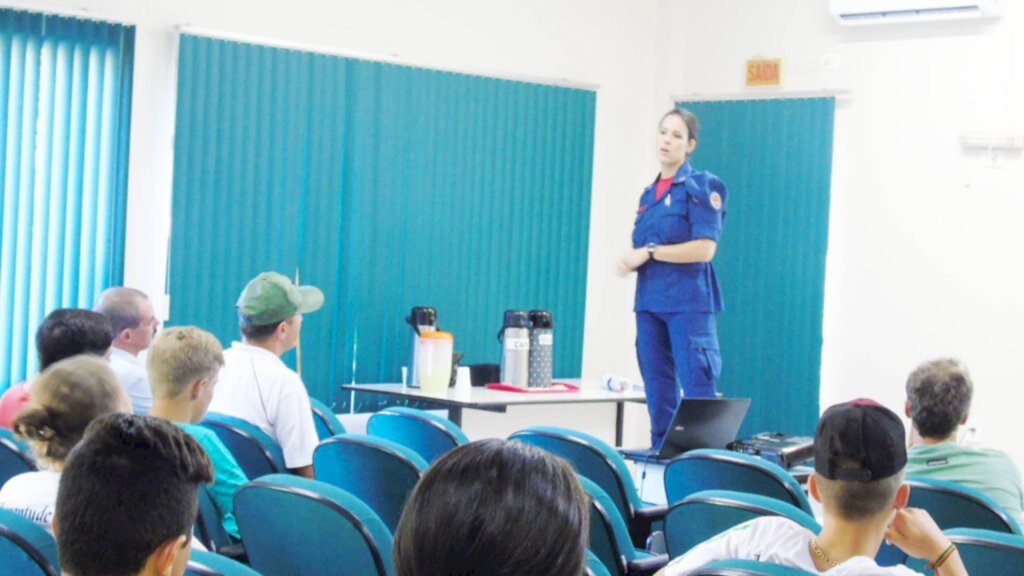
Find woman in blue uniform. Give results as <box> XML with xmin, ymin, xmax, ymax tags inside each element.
<box><xmin>618</xmin><ymin>108</ymin><xmax>727</xmax><ymax>448</ymax></box>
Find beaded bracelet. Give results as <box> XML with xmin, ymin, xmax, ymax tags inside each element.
<box><xmin>926</xmin><ymin>543</ymin><xmax>957</xmax><ymax>571</ymax></box>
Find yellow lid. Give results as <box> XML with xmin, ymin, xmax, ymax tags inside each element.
<box><xmin>420</xmin><ymin>330</ymin><xmax>453</xmax><ymax>340</ymax></box>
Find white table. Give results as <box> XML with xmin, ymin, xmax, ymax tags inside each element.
<box><xmin>342</xmin><ymin>379</ymin><xmax>646</xmax><ymax>446</ymax></box>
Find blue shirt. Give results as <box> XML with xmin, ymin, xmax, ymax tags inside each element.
<box><xmin>179</xmin><ymin>423</ymin><xmax>248</xmax><ymax>540</ymax></box>
<box><xmin>632</xmin><ymin>162</ymin><xmax>727</xmax><ymax>313</ymax></box>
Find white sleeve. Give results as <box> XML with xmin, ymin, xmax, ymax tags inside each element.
<box><xmin>273</xmin><ymin>389</ymin><xmax>318</xmax><ymax>469</ymax></box>
<box><xmin>658</xmin><ymin>520</ymin><xmax>762</xmax><ymax>576</ymax></box>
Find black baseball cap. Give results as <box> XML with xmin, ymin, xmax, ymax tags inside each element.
<box><xmin>814</xmin><ymin>399</ymin><xmax>907</xmax><ymax>482</ymax></box>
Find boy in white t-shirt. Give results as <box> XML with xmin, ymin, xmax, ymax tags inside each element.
<box><xmin>658</xmin><ymin>399</ymin><xmax>969</xmax><ymax>576</ymax></box>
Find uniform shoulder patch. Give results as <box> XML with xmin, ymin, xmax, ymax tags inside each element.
<box><xmin>709</xmin><ymin>192</ymin><xmax>723</xmax><ymax>211</ymax></box>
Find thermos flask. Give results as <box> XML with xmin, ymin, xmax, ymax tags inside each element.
<box><xmin>406</xmin><ymin>306</ymin><xmax>438</xmax><ymax>387</ymax></box>
<box><xmin>527</xmin><ymin>310</ymin><xmax>554</xmax><ymax>388</ymax></box>
<box><xmin>498</xmin><ymin>310</ymin><xmax>531</xmax><ymax>387</ymax></box>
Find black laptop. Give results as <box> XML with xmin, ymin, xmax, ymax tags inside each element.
<box><xmin>620</xmin><ymin>397</ymin><xmax>751</xmax><ymax>461</ymax></box>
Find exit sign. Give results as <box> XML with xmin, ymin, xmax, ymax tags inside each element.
<box><xmin>746</xmin><ymin>59</ymin><xmax>781</xmax><ymax>87</ymax></box>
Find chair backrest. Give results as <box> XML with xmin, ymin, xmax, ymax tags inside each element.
<box><xmin>235</xmin><ymin>474</ymin><xmax>393</xmax><ymax>576</ymax></box>
<box><xmin>510</xmin><ymin>426</ymin><xmax>644</xmax><ymax>524</ymax></box>
<box><xmin>906</xmin><ymin>477</ymin><xmax>1022</xmax><ymax>534</ymax></box>
<box><xmin>663</xmin><ymin>449</ymin><xmax>813</xmax><ymax>515</ymax></box>
<box><xmin>904</xmin><ymin>528</ymin><xmax>1024</xmax><ymax>575</ymax></box>
<box><xmin>313</xmin><ymin>433</ymin><xmax>428</xmax><ymax>532</ymax></box>
<box><xmin>0</xmin><ymin>428</ymin><xmax>36</xmax><ymax>485</ymax></box>
<box><xmin>689</xmin><ymin>559</ymin><xmax>818</xmax><ymax>575</ymax></box>
<box><xmin>194</xmin><ymin>485</ymin><xmax>233</xmax><ymax>554</ymax></box>
<box><xmin>366</xmin><ymin>407</ymin><xmax>468</xmax><ymax>464</ymax></box>
<box><xmin>201</xmin><ymin>413</ymin><xmax>286</xmax><ymax>478</ymax></box>
<box><xmin>579</xmin><ymin>475</ymin><xmax>639</xmax><ymax>576</ymax></box>
<box><xmin>0</xmin><ymin>508</ymin><xmax>59</xmax><ymax>576</ymax></box>
<box><xmin>664</xmin><ymin>490</ymin><xmax>820</xmax><ymax>559</ymax></box>
<box><xmin>186</xmin><ymin>549</ymin><xmax>262</xmax><ymax>576</ymax></box>
<box><xmin>309</xmin><ymin>397</ymin><xmax>346</xmax><ymax>441</ymax></box>
<box><xmin>585</xmin><ymin>549</ymin><xmax>612</xmax><ymax>576</ymax></box>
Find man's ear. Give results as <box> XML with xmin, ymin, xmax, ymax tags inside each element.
<box><xmin>894</xmin><ymin>482</ymin><xmax>910</xmax><ymax>509</ymax></box>
<box><xmin>150</xmin><ymin>535</ymin><xmax>188</xmax><ymax>576</ymax></box>
<box><xmin>118</xmin><ymin>328</ymin><xmax>134</xmax><ymax>343</ymax></box>
<box><xmin>960</xmin><ymin>412</ymin><xmax>970</xmax><ymax>425</ymax></box>
<box><xmin>50</xmin><ymin>516</ymin><xmax>58</xmax><ymax>537</ymax></box>
<box><xmin>189</xmin><ymin>378</ymin><xmax>206</xmax><ymax>401</ymax></box>
<box><xmin>808</xmin><ymin>474</ymin><xmax>822</xmax><ymax>503</ymax></box>
<box><xmin>904</xmin><ymin>401</ymin><xmax>911</xmax><ymax>418</ymax></box>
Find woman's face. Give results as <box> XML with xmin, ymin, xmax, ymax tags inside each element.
<box><xmin>657</xmin><ymin>114</ymin><xmax>697</xmax><ymax>167</ymax></box>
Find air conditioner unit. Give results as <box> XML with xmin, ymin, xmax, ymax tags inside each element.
<box><xmin>829</xmin><ymin>0</ymin><xmax>1002</xmax><ymax>25</ymax></box>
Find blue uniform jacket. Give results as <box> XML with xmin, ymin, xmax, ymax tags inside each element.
<box><xmin>632</xmin><ymin>162</ymin><xmax>727</xmax><ymax>313</ymax></box>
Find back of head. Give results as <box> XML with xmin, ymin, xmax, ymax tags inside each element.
<box><xmin>394</xmin><ymin>439</ymin><xmax>588</xmax><ymax>576</ymax></box>
<box><xmin>905</xmin><ymin>358</ymin><xmax>973</xmax><ymax>439</ymax></box>
<box><xmin>814</xmin><ymin>399</ymin><xmax>907</xmax><ymax>521</ymax></box>
<box><xmin>94</xmin><ymin>287</ymin><xmax>149</xmax><ymax>334</ymax></box>
<box><xmin>35</xmin><ymin>309</ymin><xmax>114</xmax><ymax>370</ymax></box>
<box><xmin>147</xmin><ymin>327</ymin><xmax>224</xmax><ymax>399</ymax></box>
<box><xmin>56</xmin><ymin>413</ymin><xmax>213</xmax><ymax>576</ymax></box>
<box><xmin>13</xmin><ymin>355</ymin><xmax>124</xmax><ymax>465</ymax></box>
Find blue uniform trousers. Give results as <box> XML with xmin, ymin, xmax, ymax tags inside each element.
<box><xmin>636</xmin><ymin>310</ymin><xmax>721</xmax><ymax>448</ymax></box>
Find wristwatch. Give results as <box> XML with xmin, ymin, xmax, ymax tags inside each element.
<box><xmin>646</xmin><ymin>242</ymin><xmax>657</xmax><ymax>261</ymax></box>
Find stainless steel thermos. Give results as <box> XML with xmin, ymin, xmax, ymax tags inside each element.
<box><xmin>406</xmin><ymin>306</ymin><xmax>438</xmax><ymax>387</ymax></box>
<box><xmin>528</xmin><ymin>310</ymin><xmax>554</xmax><ymax>388</ymax></box>
<box><xmin>498</xmin><ymin>310</ymin><xmax>531</xmax><ymax>387</ymax></box>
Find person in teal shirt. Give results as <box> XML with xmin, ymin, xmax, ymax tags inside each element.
<box><xmin>904</xmin><ymin>358</ymin><xmax>1024</xmax><ymax>526</ymax></box>
<box><xmin>147</xmin><ymin>326</ymin><xmax>249</xmax><ymax>540</ymax></box>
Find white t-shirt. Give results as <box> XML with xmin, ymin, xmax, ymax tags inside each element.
<box><xmin>208</xmin><ymin>342</ymin><xmax>318</xmax><ymax>469</ymax></box>
<box><xmin>110</xmin><ymin>347</ymin><xmax>152</xmax><ymax>415</ymax></box>
<box><xmin>660</xmin><ymin>517</ymin><xmax>922</xmax><ymax>576</ymax></box>
<box><xmin>0</xmin><ymin>470</ymin><xmax>61</xmax><ymax>532</ymax></box>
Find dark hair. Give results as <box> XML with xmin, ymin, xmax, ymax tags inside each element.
<box><xmin>13</xmin><ymin>355</ymin><xmax>124</xmax><ymax>465</ymax></box>
<box><xmin>906</xmin><ymin>358</ymin><xmax>973</xmax><ymax>439</ymax></box>
<box><xmin>662</xmin><ymin>108</ymin><xmax>701</xmax><ymax>142</ymax></box>
<box><xmin>393</xmin><ymin>439</ymin><xmax>588</xmax><ymax>576</ymax></box>
<box><xmin>238</xmin><ymin>311</ymin><xmax>283</xmax><ymax>341</ymax></box>
<box><xmin>816</xmin><ymin>469</ymin><xmax>905</xmax><ymax>521</ymax></box>
<box><xmin>56</xmin><ymin>414</ymin><xmax>213</xmax><ymax>576</ymax></box>
<box><xmin>94</xmin><ymin>287</ymin><xmax>148</xmax><ymax>334</ymax></box>
<box><xmin>35</xmin><ymin>309</ymin><xmax>114</xmax><ymax>370</ymax></box>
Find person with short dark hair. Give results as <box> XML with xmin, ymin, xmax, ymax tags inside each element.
<box><xmin>95</xmin><ymin>287</ymin><xmax>161</xmax><ymax>414</ymax></box>
<box><xmin>0</xmin><ymin>309</ymin><xmax>115</xmax><ymax>429</ymax></box>
<box><xmin>393</xmin><ymin>438</ymin><xmax>589</xmax><ymax>576</ymax></box>
<box><xmin>54</xmin><ymin>413</ymin><xmax>214</xmax><ymax>576</ymax></box>
<box><xmin>905</xmin><ymin>358</ymin><xmax>1024</xmax><ymax>525</ymax></box>
<box><xmin>207</xmin><ymin>272</ymin><xmax>323</xmax><ymax>478</ymax></box>
<box><xmin>148</xmin><ymin>326</ymin><xmax>248</xmax><ymax>541</ymax></box>
<box><xmin>0</xmin><ymin>355</ymin><xmax>130</xmax><ymax>531</ymax></box>
<box><xmin>658</xmin><ymin>400</ymin><xmax>968</xmax><ymax>575</ymax></box>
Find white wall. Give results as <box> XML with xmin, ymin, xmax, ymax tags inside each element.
<box><xmin>15</xmin><ymin>0</ymin><xmax>663</xmax><ymax>446</ymax></box>
<box><xmin>666</xmin><ymin>0</ymin><xmax>1024</xmax><ymax>467</ymax></box>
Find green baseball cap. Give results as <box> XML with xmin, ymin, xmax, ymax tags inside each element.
<box><xmin>236</xmin><ymin>272</ymin><xmax>324</xmax><ymax>326</ymax></box>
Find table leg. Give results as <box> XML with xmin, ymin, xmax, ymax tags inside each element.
<box><xmin>615</xmin><ymin>401</ymin><xmax>624</xmax><ymax>447</ymax></box>
<box><xmin>448</xmin><ymin>406</ymin><xmax>463</xmax><ymax>427</ymax></box>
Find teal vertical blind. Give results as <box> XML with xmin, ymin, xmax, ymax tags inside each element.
<box><xmin>0</xmin><ymin>10</ymin><xmax>134</xmax><ymax>388</ymax></box>
<box><xmin>678</xmin><ymin>98</ymin><xmax>834</xmax><ymax>436</ymax></box>
<box><xmin>171</xmin><ymin>35</ymin><xmax>595</xmax><ymax>410</ymax></box>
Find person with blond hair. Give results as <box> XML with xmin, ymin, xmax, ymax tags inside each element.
<box><xmin>148</xmin><ymin>326</ymin><xmax>248</xmax><ymax>541</ymax></box>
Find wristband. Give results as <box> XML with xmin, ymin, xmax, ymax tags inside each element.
<box><xmin>925</xmin><ymin>543</ymin><xmax>957</xmax><ymax>571</ymax></box>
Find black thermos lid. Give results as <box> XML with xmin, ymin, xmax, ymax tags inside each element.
<box><xmin>502</xmin><ymin>310</ymin><xmax>531</xmax><ymax>329</ymax></box>
<box><xmin>408</xmin><ymin>306</ymin><xmax>437</xmax><ymax>327</ymax></box>
<box><xmin>528</xmin><ymin>310</ymin><xmax>553</xmax><ymax>329</ymax></box>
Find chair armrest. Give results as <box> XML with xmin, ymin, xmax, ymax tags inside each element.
<box><xmin>627</xmin><ymin>553</ymin><xmax>669</xmax><ymax>575</ymax></box>
<box><xmin>635</xmin><ymin>504</ymin><xmax>668</xmax><ymax>521</ymax></box>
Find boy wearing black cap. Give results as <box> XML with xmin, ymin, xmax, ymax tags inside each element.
<box><xmin>207</xmin><ymin>271</ymin><xmax>324</xmax><ymax>478</ymax></box>
<box><xmin>657</xmin><ymin>399</ymin><xmax>968</xmax><ymax>575</ymax></box>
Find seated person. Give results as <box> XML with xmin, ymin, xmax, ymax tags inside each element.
<box><xmin>208</xmin><ymin>272</ymin><xmax>323</xmax><ymax>478</ymax></box>
<box><xmin>54</xmin><ymin>413</ymin><xmax>214</xmax><ymax>576</ymax></box>
<box><xmin>0</xmin><ymin>355</ymin><xmax>130</xmax><ymax>531</ymax></box>
<box><xmin>904</xmin><ymin>357</ymin><xmax>1024</xmax><ymax>525</ymax></box>
<box><xmin>393</xmin><ymin>438</ymin><xmax>588</xmax><ymax>576</ymax></box>
<box><xmin>657</xmin><ymin>399</ymin><xmax>968</xmax><ymax>576</ymax></box>
<box><xmin>148</xmin><ymin>326</ymin><xmax>248</xmax><ymax>541</ymax></box>
<box><xmin>0</xmin><ymin>309</ymin><xmax>114</xmax><ymax>429</ymax></box>
<box><xmin>94</xmin><ymin>287</ymin><xmax>162</xmax><ymax>415</ymax></box>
